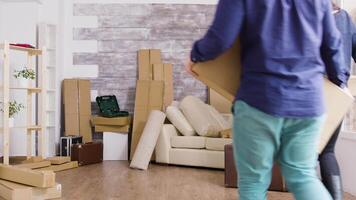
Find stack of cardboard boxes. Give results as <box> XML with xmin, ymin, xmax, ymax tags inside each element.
<box><xmin>130</xmin><ymin>49</ymin><xmax>173</xmax><ymax>159</ymax></box>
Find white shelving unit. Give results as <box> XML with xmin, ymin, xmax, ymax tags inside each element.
<box><xmin>0</xmin><ymin>42</ymin><xmax>47</xmax><ymax>165</ymax></box>
<box><xmin>38</xmin><ymin>23</ymin><xmax>58</xmax><ymax>157</ymax></box>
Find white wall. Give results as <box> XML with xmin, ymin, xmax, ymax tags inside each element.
<box><xmin>0</xmin><ymin>0</ymin><xmax>60</xmax><ymax>157</ymax></box>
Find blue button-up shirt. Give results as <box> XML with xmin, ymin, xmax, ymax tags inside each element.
<box><xmin>191</xmin><ymin>0</ymin><xmax>348</xmax><ymax>117</ymax></box>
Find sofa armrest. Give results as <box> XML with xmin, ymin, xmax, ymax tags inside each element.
<box><xmin>155</xmin><ymin>124</ymin><xmax>178</xmax><ymax>164</ymax></box>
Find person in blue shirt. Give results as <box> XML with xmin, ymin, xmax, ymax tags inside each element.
<box><xmin>318</xmin><ymin>3</ymin><xmax>356</xmax><ymax>200</ymax></box>
<box><xmin>186</xmin><ymin>1</ymin><xmax>349</xmax><ymax>200</ymax></box>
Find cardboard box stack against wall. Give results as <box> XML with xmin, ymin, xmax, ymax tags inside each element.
<box><xmin>130</xmin><ymin>49</ymin><xmax>173</xmax><ymax>159</ymax></box>
<box><xmin>62</xmin><ymin>79</ymin><xmax>92</xmax><ymax>143</ymax></box>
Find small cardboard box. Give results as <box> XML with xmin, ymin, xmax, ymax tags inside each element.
<box><xmin>95</xmin><ymin>125</ymin><xmax>130</xmax><ymax>133</ymax></box>
<box><xmin>193</xmin><ymin>40</ymin><xmax>354</xmax><ymax>153</ymax></box>
<box><xmin>91</xmin><ymin>116</ymin><xmax>131</xmax><ymax>126</ymax></box>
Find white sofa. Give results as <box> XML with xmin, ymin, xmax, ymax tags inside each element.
<box><xmin>155</xmin><ymin>124</ymin><xmax>232</xmax><ymax>169</ymax></box>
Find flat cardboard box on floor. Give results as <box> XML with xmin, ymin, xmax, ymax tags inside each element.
<box><xmin>0</xmin><ymin>179</ymin><xmax>32</xmax><ymax>200</ymax></box>
<box><xmin>138</xmin><ymin>49</ymin><xmax>162</xmax><ymax>80</ymax></box>
<box><xmin>0</xmin><ymin>165</ymin><xmax>55</xmax><ymax>188</ymax></box>
<box><xmin>95</xmin><ymin>125</ymin><xmax>130</xmax><ymax>133</ymax></box>
<box><xmin>46</xmin><ymin>156</ymin><xmax>71</xmax><ymax>165</ymax></box>
<box><xmin>130</xmin><ymin>80</ymin><xmax>164</xmax><ymax>159</ymax></box>
<box><xmin>193</xmin><ymin>40</ymin><xmax>354</xmax><ymax>153</ymax></box>
<box><xmin>62</xmin><ymin>79</ymin><xmax>92</xmax><ymax>143</ymax></box>
<box><xmin>91</xmin><ymin>116</ymin><xmax>131</xmax><ymax>126</ymax></box>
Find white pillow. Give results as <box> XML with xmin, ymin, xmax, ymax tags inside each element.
<box><xmin>206</xmin><ymin>104</ymin><xmax>231</xmax><ymax>131</ymax></box>
<box><xmin>179</xmin><ymin>96</ymin><xmax>220</xmax><ymax>137</ymax></box>
<box><xmin>166</xmin><ymin>106</ymin><xmax>196</xmax><ymax>136</ymax></box>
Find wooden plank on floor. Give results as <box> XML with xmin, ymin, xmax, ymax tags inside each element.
<box><xmin>0</xmin><ymin>179</ymin><xmax>32</xmax><ymax>200</ymax></box>
<box><xmin>15</xmin><ymin>161</ymin><xmax>51</xmax><ymax>169</ymax></box>
<box><xmin>33</xmin><ymin>183</ymin><xmax>62</xmax><ymax>200</ymax></box>
<box><xmin>36</xmin><ymin>161</ymin><xmax>78</xmax><ymax>172</ymax></box>
<box><xmin>21</xmin><ymin>156</ymin><xmax>43</xmax><ymax>164</ymax></box>
<box><xmin>45</xmin><ymin>157</ymin><xmax>71</xmax><ymax>165</ymax></box>
<box><xmin>0</xmin><ymin>165</ymin><xmax>55</xmax><ymax>188</ymax></box>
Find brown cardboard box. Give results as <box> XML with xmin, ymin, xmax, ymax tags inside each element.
<box><xmin>91</xmin><ymin>116</ymin><xmax>131</xmax><ymax>126</ymax></box>
<box><xmin>130</xmin><ymin>80</ymin><xmax>164</xmax><ymax>159</ymax></box>
<box><xmin>63</xmin><ymin>79</ymin><xmax>80</xmax><ymax>135</ymax></box>
<box><xmin>193</xmin><ymin>41</ymin><xmax>354</xmax><ymax>153</ymax></box>
<box><xmin>95</xmin><ymin>125</ymin><xmax>130</xmax><ymax>133</ymax></box>
<box><xmin>0</xmin><ymin>165</ymin><xmax>55</xmax><ymax>188</ymax></box>
<box><xmin>153</xmin><ymin>63</ymin><xmax>174</xmax><ymax>108</ymax></box>
<box><xmin>78</xmin><ymin>80</ymin><xmax>92</xmax><ymax>143</ymax></box>
<box><xmin>138</xmin><ymin>49</ymin><xmax>162</xmax><ymax>80</ymax></box>
<box><xmin>62</xmin><ymin>79</ymin><xmax>92</xmax><ymax>143</ymax></box>
<box><xmin>209</xmin><ymin>88</ymin><xmax>232</xmax><ymax>114</ymax></box>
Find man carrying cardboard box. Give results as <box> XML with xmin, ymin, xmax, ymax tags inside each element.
<box><xmin>186</xmin><ymin>1</ymin><xmax>350</xmax><ymax>200</ymax></box>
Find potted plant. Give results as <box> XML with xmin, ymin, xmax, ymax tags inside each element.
<box><xmin>13</xmin><ymin>68</ymin><xmax>36</xmax><ymax>88</ymax></box>
<box><xmin>1</xmin><ymin>101</ymin><xmax>24</xmax><ymax>127</ymax></box>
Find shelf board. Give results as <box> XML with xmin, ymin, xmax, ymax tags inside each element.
<box><xmin>10</xmin><ymin>87</ymin><xmax>42</xmax><ymax>93</ymax></box>
<box><xmin>0</xmin><ymin>44</ymin><xmax>42</xmax><ymax>55</ymax></box>
<box><xmin>2</xmin><ymin>126</ymin><xmax>42</xmax><ymax>131</ymax></box>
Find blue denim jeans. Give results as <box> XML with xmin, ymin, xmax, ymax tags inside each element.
<box><xmin>232</xmin><ymin>101</ymin><xmax>331</xmax><ymax>200</ymax></box>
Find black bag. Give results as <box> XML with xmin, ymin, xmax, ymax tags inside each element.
<box><xmin>96</xmin><ymin>95</ymin><xmax>129</xmax><ymax>118</ymax></box>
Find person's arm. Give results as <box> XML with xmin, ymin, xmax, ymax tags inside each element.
<box><xmin>352</xmin><ymin>33</ymin><xmax>356</xmax><ymax>63</ymax></box>
<box><xmin>190</xmin><ymin>0</ymin><xmax>245</xmax><ymax>63</ymax></box>
<box><xmin>320</xmin><ymin>1</ymin><xmax>348</xmax><ymax>87</ymax></box>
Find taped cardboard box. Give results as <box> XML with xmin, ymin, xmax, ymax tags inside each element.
<box><xmin>91</xmin><ymin>116</ymin><xmax>131</xmax><ymax>126</ymax></box>
<box><xmin>138</xmin><ymin>49</ymin><xmax>162</xmax><ymax>80</ymax></box>
<box><xmin>95</xmin><ymin>125</ymin><xmax>130</xmax><ymax>133</ymax></box>
<box><xmin>193</xmin><ymin>40</ymin><xmax>354</xmax><ymax>153</ymax></box>
<box><xmin>62</xmin><ymin>79</ymin><xmax>92</xmax><ymax>143</ymax></box>
<box><xmin>130</xmin><ymin>80</ymin><xmax>164</xmax><ymax>159</ymax></box>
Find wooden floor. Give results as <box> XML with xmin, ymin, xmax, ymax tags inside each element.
<box><xmin>56</xmin><ymin>161</ymin><xmax>356</xmax><ymax>200</ymax></box>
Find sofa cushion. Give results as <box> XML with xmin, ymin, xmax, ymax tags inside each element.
<box><xmin>171</xmin><ymin>136</ymin><xmax>206</xmax><ymax>149</ymax></box>
<box><xmin>169</xmin><ymin>148</ymin><xmax>225</xmax><ymax>169</ymax></box>
<box><xmin>179</xmin><ymin>96</ymin><xmax>220</xmax><ymax>137</ymax></box>
<box><xmin>205</xmin><ymin>138</ymin><xmax>232</xmax><ymax>151</ymax></box>
<box><xmin>166</xmin><ymin>106</ymin><xmax>196</xmax><ymax>136</ymax></box>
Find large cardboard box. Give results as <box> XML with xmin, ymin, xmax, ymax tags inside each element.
<box><xmin>209</xmin><ymin>88</ymin><xmax>232</xmax><ymax>114</ymax></box>
<box><xmin>130</xmin><ymin>80</ymin><xmax>164</xmax><ymax>159</ymax></box>
<box><xmin>104</xmin><ymin>132</ymin><xmax>128</xmax><ymax>161</ymax></box>
<box><xmin>78</xmin><ymin>80</ymin><xmax>92</xmax><ymax>143</ymax></box>
<box><xmin>153</xmin><ymin>63</ymin><xmax>174</xmax><ymax>108</ymax></box>
<box><xmin>63</xmin><ymin>79</ymin><xmax>80</xmax><ymax>135</ymax></box>
<box><xmin>193</xmin><ymin>41</ymin><xmax>354</xmax><ymax>153</ymax></box>
<box><xmin>62</xmin><ymin>79</ymin><xmax>92</xmax><ymax>143</ymax></box>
